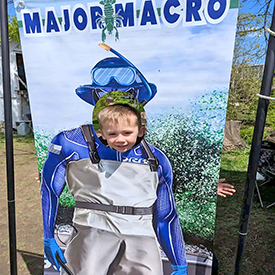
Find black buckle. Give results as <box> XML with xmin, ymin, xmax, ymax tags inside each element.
<box><xmin>89</xmin><ymin>151</ymin><xmax>100</xmax><ymax>164</ymax></box>
<box><xmin>116</xmin><ymin>206</ymin><xmax>133</xmax><ymax>214</ymax></box>
<box><xmin>148</xmin><ymin>156</ymin><xmax>159</xmax><ymax>172</ymax></box>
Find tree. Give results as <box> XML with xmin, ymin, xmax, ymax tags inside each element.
<box><xmin>227</xmin><ymin>62</ymin><xmax>262</xmax><ymax>124</ymax></box>
<box><xmin>242</xmin><ymin>0</ymin><xmax>275</xmax><ymax>41</ymax></box>
<box><xmin>226</xmin><ymin>0</ymin><xmax>275</xmax><ymax>126</ymax></box>
<box><xmin>0</xmin><ymin>15</ymin><xmax>20</xmax><ymax>44</ymax></box>
<box><xmin>8</xmin><ymin>15</ymin><xmax>20</xmax><ymax>44</ymax></box>
<box><xmin>234</xmin><ymin>1</ymin><xmax>266</xmax><ymax>65</ymax></box>
<box><xmin>250</xmin><ymin>0</ymin><xmax>275</xmax><ymax>37</ymax></box>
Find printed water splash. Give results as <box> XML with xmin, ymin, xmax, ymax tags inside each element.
<box><xmin>33</xmin><ymin>128</ymin><xmax>54</xmax><ymax>171</ymax></box>
<box><xmin>146</xmin><ymin>89</ymin><xmax>228</xmax><ymax>240</ymax></box>
<box><xmin>187</xmin><ymin>89</ymin><xmax>228</xmax><ymax>145</ymax></box>
<box><xmin>32</xmin><ymin>89</ymin><xmax>228</xmax><ymax>239</ymax></box>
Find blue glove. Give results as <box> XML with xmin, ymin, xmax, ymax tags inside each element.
<box><xmin>44</xmin><ymin>238</ymin><xmax>66</xmax><ymax>271</ymax></box>
<box><xmin>171</xmin><ymin>264</ymin><xmax>188</xmax><ymax>275</ymax></box>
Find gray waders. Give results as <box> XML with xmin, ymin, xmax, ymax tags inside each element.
<box><xmin>61</xmin><ymin>125</ymin><xmax>163</xmax><ymax>275</ymax></box>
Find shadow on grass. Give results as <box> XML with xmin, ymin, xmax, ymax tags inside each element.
<box><xmin>214</xmin><ymin>168</ymin><xmax>275</xmax><ymax>275</ymax></box>
<box><xmin>17</xmin><ymin>249</ymin><xmax>44</xmax><ymax>275</ymax></box>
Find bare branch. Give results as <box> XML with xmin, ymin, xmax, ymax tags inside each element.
<box><xmin>264</xmin><ymin>0</ymin><xmax>271</xmax><ymax>40</ymax></box>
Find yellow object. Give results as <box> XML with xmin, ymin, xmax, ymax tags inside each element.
<box><xmin>98</xmin><ymin>43</ymin><xmax>111</xmax><ymax>51</ymax></box>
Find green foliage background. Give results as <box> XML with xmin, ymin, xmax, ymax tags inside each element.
<box><xmin>1</xmin><ymin>15</ymin><xmax>20</xmax><ymax>45</ymax></box>
<box><xmin>227</xmin><ymin>63</ymin><xmax>262</xmax><ymax>125</ymax></box>
<box><xmin>227</xmin><ymin>0</ymin><xmax>275</xmax><ymax>130</ymax></box>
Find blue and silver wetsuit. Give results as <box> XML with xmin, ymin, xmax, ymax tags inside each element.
<box><xmin>41</xmin><ymin>125</ymin><xmax>187</xmax><ymax>274</ymax></box>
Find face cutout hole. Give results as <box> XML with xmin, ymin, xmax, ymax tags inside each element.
<box><xmin>92</xmin><ymin>91</ymin><xmax>147</xmax><ymax>149</ymax></box>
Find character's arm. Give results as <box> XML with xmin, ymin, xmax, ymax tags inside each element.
<box><xmin>41</xmin><ymin>132</ymin><xmax>76</xmax><ymax>270</ymax></box>
<box><xmin>153</xmin><ymin>154</ymin><xmax>188</xmax><ymax>274</ymax></box>
<box><xmin>41</xmin><ymin>133</ymin><xmax>70</xmax><ymax>238</ymax></box>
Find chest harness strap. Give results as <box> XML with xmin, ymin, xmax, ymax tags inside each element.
<box><xmin>75</xmin><ymin>201</ymin><xmax>153</xmax><ymax>215</ymax></box>
<box><xmin>78</xmin><ymin>124</ymin><xmax>157</xmax><ymax>215</ymax></box>
<box><xmin>81</xmin><ymin>124</ymin><xmax>100</xmax><ymax>164</ymax></box>
<box><xmin>141</xmin><ymin>139</ymin><xmax>159</xmax><ymax>172</ymax></box>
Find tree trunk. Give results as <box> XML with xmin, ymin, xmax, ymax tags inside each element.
<box><xmin>222</xmin><ymin>121</ymin><xmax>246</xmax><ymax>151</ymax></box>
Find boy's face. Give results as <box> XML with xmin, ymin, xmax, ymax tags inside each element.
<box><xmin>99</xmin><ymin>116</ymin><xmax>145</xmax><ymax>153</ymax></box>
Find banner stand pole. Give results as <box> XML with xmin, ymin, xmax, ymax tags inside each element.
<box><xmin>233</xmin><ymin>3</ymin><xmax>275</xmax><ymax>274</ymax></box>
<box><xmin>0</xmin><ymin>1</ymin><xmax>18</xmax><ymax>275</ymax></box>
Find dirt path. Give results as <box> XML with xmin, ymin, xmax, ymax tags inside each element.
<box><xmin>0</xmin><ymin>138</ymin><xmax>44</xmax><ymax>275</ymax></box>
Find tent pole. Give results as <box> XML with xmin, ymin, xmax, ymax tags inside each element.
<box><xmin>0</xmin><ymin>1</ymin><xmax>18</xmax><ymax>274</ymax></box>
<box><xmin>233</xmin><ymin>3</ymin><xmax>275</xmax><ymax>274</ymax></box>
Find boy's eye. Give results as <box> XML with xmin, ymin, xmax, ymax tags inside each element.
<box><xmin>108</xmin><ymin>133</ymin><xmax>116</xmax><ymax>136</ymax></box>
<box><xmin>124</xmin><ymin>132</ymin><xmax>133</xmax><ymax>135</ymax></box>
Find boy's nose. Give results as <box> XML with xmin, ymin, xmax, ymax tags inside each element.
<box><xmin>116</xmin><ymin>134</ymin><xmax>125</xmax><ymax>142</ymax></box>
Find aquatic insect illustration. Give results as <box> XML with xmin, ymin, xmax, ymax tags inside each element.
<box><xmin>96</xmin><ymin>0</ymin><xmax>124</xmax><ymax>42</ymax></box>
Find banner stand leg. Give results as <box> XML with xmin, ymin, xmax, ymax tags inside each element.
<box><xmin>0</xmin><ymin>1</ymin><xmax>18</xmax><ymax>275</ymax></box>
<box><xmin>233</xmin><ymin>3</ymin><xmax>275</xmax><ymax>274</ymax></box>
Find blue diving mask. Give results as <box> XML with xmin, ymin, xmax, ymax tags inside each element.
<box><xmin>91</xmin><ymin>67</ymin><xmax>136</xmax><ymax>86</ymax></box>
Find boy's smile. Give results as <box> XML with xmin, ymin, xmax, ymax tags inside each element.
<box><xmin>99</xmin><ymin>117</ymin><xmax>144</xmax><ymax>153</ymax></box>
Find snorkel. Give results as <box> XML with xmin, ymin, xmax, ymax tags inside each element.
<box><xmin>99</xmin><ymin>43</ymin><xmax>153</xmax><ymax>105</ymax></box>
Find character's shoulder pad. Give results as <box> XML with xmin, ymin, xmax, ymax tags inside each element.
<box><xmin>50</xmin><ymin>126</ymin><xmax>88</xmax><ymax>148</ymax></box>
<box><xmin>62</xmin><ymin>126</ymin><xmax>88</xmax><ymax>147</ymax></box>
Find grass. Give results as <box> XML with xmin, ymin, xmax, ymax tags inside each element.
<box><xmin>0</xmin><ymin>132</ymin><xmax>35</xmax><ymax>144</ymax></box>
<box><xmin>2</xmin><ymin>129</ymin><xmax>275</xmax><ymax>274</ymax></box>
<box><xmin>0</xmin><ymin>132</ymin><xmax>36</xmax><ymax>165</ymax></box>
<box><xmin>0</xmin><ymin>131</ymin><xmax>43</xmax><ymax>275</ymax></box>
<box><xmin>214</xmin><ymin>144</ymin><xmax>275</xmax><ymax>274</ymax></box>
<box><xmin>220</xmin><ymin>148</ymin><xmax>250</xmax><ymax>172</ymax></box>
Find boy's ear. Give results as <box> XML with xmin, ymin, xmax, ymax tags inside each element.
<box><xmin>138</xmin><ymin>126</ymin><xmax>146</xmax><ymax>137</ymax></box>
<box><xmin>98</xmin><ymin>129</ymin><xmax>106</xmax><ymax>140</ymax></box>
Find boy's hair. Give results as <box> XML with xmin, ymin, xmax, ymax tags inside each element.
<box><xmin>98</xmin><ymin>103</ymin><xmax>142</xmax><ymax>129</ymax></box>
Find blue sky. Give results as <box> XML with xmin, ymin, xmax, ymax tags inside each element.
<box><xmin>241</xmin><ymin>0</ymin><xmax>268</xmax><ymax>64</ymax></box>
<box><xmin>241</xmin><ymin>0</ymin><xmax>262</xmax><ymax>13</ymax></box>
<box><xmin>8</xmin><ymin>2</ymin><xmax>15</xmax><ymax>16</ymax></box>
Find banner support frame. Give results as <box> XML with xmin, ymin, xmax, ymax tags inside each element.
<box><xmin>0</xmin><ymin>1</ymin><xmax>18</xmax><ymax>274</ymax></box>
<box><xmin>233</xmin><ymin>2</ymin><xmax>275</xmax><ymax>274</ymax></box>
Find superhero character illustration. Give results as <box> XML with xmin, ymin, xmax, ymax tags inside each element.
<box><xmin>41</xmin><ymin>44</ymin><xmax>188</xmax><ymax>275</ymax></box>
<box><xmin>76</xmin><ymin>43</ymin><xmax>157</xmax><ymax>106</ymax></box>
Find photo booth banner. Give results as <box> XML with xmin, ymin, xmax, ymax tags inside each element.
<box><xmin>14</xmin><ymin>0</ymin><xmax>239</xmax><ymax>273</ymax></box>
